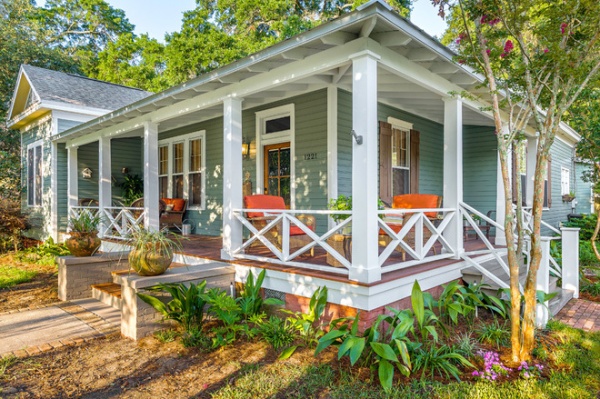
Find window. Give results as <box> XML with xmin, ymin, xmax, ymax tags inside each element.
<box><xmin>158</xmin><ymin>131</ymin><xmax>205</xmax><ymax>208</ymax></box>
<box><xmin>561</xmin><ymin>167</ymin><xmax>570</xmax><ymax>195</ymax></box>
<box><xmin>27</xmin><ymin>141</ymin><xmax>43</xmax><ymax>207</ymax></box>
<box><xmin>512</xmin><ymin>144</ymin><xmax>527</xmax><ymax>205</ymax></box>
<box><xmin>391</xmin><ymin>126</ymin><xmax>410</xmax><ymax>196</ymax></box>
<box><xmin>257</xmin><ymin>104</ymin><xmax>293</xmax><ymax>139</ymax></box>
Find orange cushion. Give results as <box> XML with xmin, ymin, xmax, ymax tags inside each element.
<box><xmin>392</xmin><ymin>194</ymin><xmax>440</xmax><ymax>219</ymax></box>
<box><xmin>161</xmin><ymin>198</ymin><xmax>185</xmax><ymax>212</ymax></box>
<box><xmin>290</xmin><ymin>225</ymin><xmax>315</xmax><ymax>236</ymax></box>
<box><xmin>244</xmin><ymin>195</ymin><xmax>286</xmax><ymax>218</ymax></box>
<box><xmin>379</xmin><ymin>223</ymin><xmax>403</xmax><ymax>236</ymax></box>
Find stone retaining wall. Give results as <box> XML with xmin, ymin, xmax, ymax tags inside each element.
<box><xmin>57</xmin><ymin>253</ymin><xmax>129</xmax><ymax>301</ymax></box>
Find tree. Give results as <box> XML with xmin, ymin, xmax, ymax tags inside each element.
<box><xmin>433</xmin><ymin>0</ymin><xmax>600</xmax><ymax>362</ymax></box>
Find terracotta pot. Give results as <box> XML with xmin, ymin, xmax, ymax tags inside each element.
<box><xmin>128</xmin><ymin>247</ymin><xmax>173</xmax><ymax>276</ymax></box>
<box><xmin>65</xmin><ymin>232</ymin><xmax>101</xmax><ymax>257</ymax></box>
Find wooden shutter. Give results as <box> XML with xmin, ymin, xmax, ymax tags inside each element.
<box><xmin>410</xmin><ymin>129</ymin><xmax>420</xmax><ymax>193</ymax></box>
<box><xmin>379</xmin><ymin>121</ymin><xmax>392</xmax><ymax>205</ymax></box>
<box><xmin>547</xmin><ymin>155</ymin><xmax>552</xmax><ymax>207</ymax></box>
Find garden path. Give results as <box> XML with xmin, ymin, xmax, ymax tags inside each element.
<box><xmin>555</xmin><ymin>299</ymin><xmax>600</xmax><ymax>332</ymax></box>
<box><xmin>0</xmin><ymin>298</ymin><xmax>119</xmax><ymax>358</ymax></box>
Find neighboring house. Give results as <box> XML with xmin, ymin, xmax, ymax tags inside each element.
<box><xmin>7</xmin><ymin>65</ymin><xmax>152</xmax><ymax>241</ymax></box>
<box><xmin>7</xmin><ymin>0</ymin><xmax>587</xmax><ymax>321</ymax></box>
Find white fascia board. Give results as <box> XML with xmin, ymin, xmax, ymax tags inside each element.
<box><xmin>64</xmin><ymin>38</ymin><xmax>369</xmax><ymax>149</ymax></box>
<box><xmin>52</xmin><ymin>110</ymin><xmax>99</xmax><ymax>123</ymax></box>
<box><xmin>42</xmin><ymin>101</ymin><xmax>110</xmax><ymax>117</ymax></box>
<box><xmin>7</xmin><ymin>103</ymin><xmax>43</xmax><ymax>129</ymax></box>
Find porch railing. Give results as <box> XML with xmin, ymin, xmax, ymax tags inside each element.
<box><xmin>231</xmin><ymin>206</ymin><xmax>461</xmax><ymax>275</ymax></box>
<box><xmin>68</xmin><ymin>205</ymin><xmax>144</xmax><ymax>240</ymax></box>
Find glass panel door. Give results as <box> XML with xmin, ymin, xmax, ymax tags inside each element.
<box><xmin>264</xmin><ymin>142</ymin><xmax>291</xmax><ymax>206</ymax></box>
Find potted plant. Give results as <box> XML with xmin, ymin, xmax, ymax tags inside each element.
<box><xmin>128</xmin><ymin>228</ymin><xmax>180</xmax><ymax>276</ymax></box>
<box><xmin>328</xmin><ymin>195</ymin><xmax>352</xmax><ymax>234</ymax></box>
<box><xmin>65</xmin><ymin>211</ymin><xmax>102</xmax><ymax>256</ymax></box>
<box><xmin>562</xmin><ymin>191</ymin><xmax>576</xmax><ymax>202</ymax></box>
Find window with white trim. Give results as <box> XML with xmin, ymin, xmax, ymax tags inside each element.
<box><xmin>158</xmin><ymin>131</ymin><xmax>205</xmax><ymax>208</ymax></box>
<box><xmin>257</xmin><ymin>104</ymin><xmax>293</xmax><ymax>139</ymax></box>
<box><xmin>388</xmin><ymin>117</ymin><xmax>413</xmax><ymax>196</ymax></box>
<box><xmin>561</xmin><ymin>167</ymin><xmax>570</xmax><ymax>195</ymax></box>
<box><xmin>27</xmin><ymin>141</ymin><xmax>43</xmax><ymax>207</ymax></box>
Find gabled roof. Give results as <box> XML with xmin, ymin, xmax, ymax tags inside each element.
<box><xmin>7</xmin><ymin>65</ymin><xmax>152</xmax><ymax>129</ymax></box>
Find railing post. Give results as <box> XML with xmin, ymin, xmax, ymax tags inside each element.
<box><xmin>561</xmin><ymin>227</ymin><xmax>580</xmax><ymax>298</ymax></box>
<box><xmin>221</xmin><ymin>96</ymin><xmax>244</xmax><ymax>260</ymax></box>
<box><xmin>349</xmin><ymin>50</ymin><xmax>381</xmax><ymax>283</ymax></box>
<box><xmin>98</xmin><ymin>137</ymin><xmax>112</xmax><ymax>238</ymax></box>
<box><xmin>67</xmin><ymin>146</ymin><xmax>78</xmax><ymax>220</ymax></box>
<box><xmin>536</xmin><ymin>237</ymin><xmax>551</xmax><ymax>328</ymax></box>
<box><xmin>143</xmin><ymin>122</ymin><xmax>160</xmax><ymax>231</ymax></box>
<box><xmin>442</xmin><ymin>97</ymin><xmax>463</xmax><ymax>258</ymax></box>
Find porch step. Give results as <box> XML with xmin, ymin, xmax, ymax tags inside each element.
<box><xmin>91</xmin><ymin>282</ymin><xmax>123</xmax><ymax>310</ymax></box>
<box><xmin>549</xmin><ymin>289</ymin><xmax>574</xmax><ymax>317</ymax></box>
<box><xmin>462</xmin><ymin>258</ymin><xmax>557</xmax><ymax>294</ymax></box>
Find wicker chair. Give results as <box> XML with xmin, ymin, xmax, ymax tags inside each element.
<box><xmin>160</xmin><ymin>198</ymin><xmax>188</xmax><ymax>232</ymax></box>
<box><xmin>244</xmin><ymin>195</ymin><xmax>316</xmax><ymax>256</ymax></box>
<box><xmin>78</xmin><ymin>198</ymin><xmax>99</xmax><ymax>207</ymax></box>
<box><xmin>130</xmin><ymin>198</ymin><xmax>167</xmax><ymax>221</ymax></box>
<box><xmin>379</xmin><ymin>194</ymin><xmax>442</xmax><ymax>261</ymax></box>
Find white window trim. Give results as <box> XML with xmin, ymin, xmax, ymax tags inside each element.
<box><xmin>255</xmin><ymin>104</ymin><xmax>295</xmax><ymax>208</ymax></box>
<box><xmin>389</xmin><ymin>117</ymin><xmax>412</xmax><ymax>196</ymax></box>
<box><xmin>158</xmin><ymin>130</ymin><xmax>206</xmax><ymax>210</ymax></box>
<box><xmin>26</xmin><ymin>139</ymin><xmax>43</xmax><ymax>208</ymax></box>
<box><xmin>387</xmin><ymin>116</ymin><xmax>413</xmax><ymax>131</ymax></box>
<box><xmin>561</xmin><ymin>167</ymin><xmax>570</xmax><ymax>195</ymax></box>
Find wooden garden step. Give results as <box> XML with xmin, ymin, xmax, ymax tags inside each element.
<box><xmin>91</xmin><ymin>283</ymin><xmax>123</xmax><ymax>310</ymax></box>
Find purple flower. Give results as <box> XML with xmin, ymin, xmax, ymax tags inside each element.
<box><xmin>561</xmin><ymin>23</ymin><xmax>568</xmax><ymax>34</ymax></box>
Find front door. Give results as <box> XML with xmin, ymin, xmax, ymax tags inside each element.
<box><xmin>264</xmin><ymin>142</ymin><xmax>291</xmax><ymax>206</ymax></box>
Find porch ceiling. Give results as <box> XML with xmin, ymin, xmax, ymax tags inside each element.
<box><xmin>55</xmin><ymin>1</ymin><xmax>497</xmax><ymax>145</ymax></box>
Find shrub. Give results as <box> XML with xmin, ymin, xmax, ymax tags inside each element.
<box><xmin>0</xmin><ymin>199</ymin><xmax>28</xmax><ymax>253</ymax></box>
<box><xmin>477</xmin><ymin>320</ymin><xmax>509</xmax><ymax>349</ymax></box>
<box><xmin>237</xmin><ymin>269</ymin><xmax>283</xmax><ymax>319</ymax></box>
<box><xmin>16</xmin><ymin>238</ymin><xmax>70</xmax><ymax>266</ymax></box>
<box><xmin>255</xmin><ymin>315</ymin><xmax>295</xmax><ymax>350</ymax></box>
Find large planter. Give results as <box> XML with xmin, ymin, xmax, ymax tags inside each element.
<box><xmin>128</xmin><ymin>247</ymin><xmax>173</xmax><ymax>276</ymax></box>
<box><xmin>65</xmin><ymin>232</ymin><xmax>101</xmax><ymax>257</ymax></box>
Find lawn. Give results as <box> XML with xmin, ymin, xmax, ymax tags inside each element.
<box><xmin>0</xmin><ymin>265</ymin><xmax>36</xmax><ymax>289</ymax></box>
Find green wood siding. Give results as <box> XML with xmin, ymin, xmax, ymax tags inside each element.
<box><xmin>21</xmin><ymin>118</ymin><xmax>53</xmax><ymax>240</ymax></box>
<box><xmin>543</xmin><ymin>138</ymin><xmax>575</xmax><ymax>231</ymax></box>
<box><xmin>77</xmin><ymin>141</ymin><xmax>99</xmax><ymax>200</ymax></box>
<box><xmin>57</xmin><ymin>143</ymin><xmax>68</xmax><ymax>231</ymax></box>
<box><xmin>57</xmin><ymin>119</ymin><xmax>81</xmax><ymax>134</ymax></box>
<box><xmin>337</xmin><ymin>90</ymin><xmax>445</xmax><ymax>198</ymax></box>
<box><xmin>575</xmin><ymin>162</ymin><xmax>592</xmax><ymax>215</ymax></box>
<box><xmin>463</xmin><ymin>125</ymin><xmax>498</xmax><ymax>215</ymax></box>
<box><xmin>111</xmin><ymin>137</ymin><xmax>143</xmax><ymax>204</ymax></box>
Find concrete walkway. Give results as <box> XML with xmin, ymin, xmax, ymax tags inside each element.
<box><xmin>0</xmin><ymin>299</ymin><xmax>120</xmax><ymax>358</ymax></box>
<box><xmin>555</xmin><ymin>299</ymin><xmax>600</xmax><ymax>332</ymax></box>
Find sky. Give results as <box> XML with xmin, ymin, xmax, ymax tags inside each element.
<box><xmin>38</xmin><ymin>0</ymin><xmax>448</xmax><ymax>42</ymax></box>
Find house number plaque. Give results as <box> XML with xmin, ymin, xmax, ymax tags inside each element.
<box><xmin>303</xmin><ymin>153</ymin><xmax>317</xmax><ymax>160</ymax></box>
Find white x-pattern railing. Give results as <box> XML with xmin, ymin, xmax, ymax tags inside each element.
<box><xmin>101</xmin><ymin>206</ymin><xmax>145</xmax><ymax>240</ymax></box>
<box><xmin>377</xmin><ymin>208</ymin><xmax>457</xmax><ymax>273</ymax></box>
<box><xmin>232</xmin><ymin>209</ymin><xmax>352</xmax><ymax>275</ymax></box>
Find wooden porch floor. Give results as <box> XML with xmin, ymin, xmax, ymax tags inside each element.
<box><xmin>173</xmin><ymin>234</ymin><xmax>495</xmax><ymax>287</ymax></box>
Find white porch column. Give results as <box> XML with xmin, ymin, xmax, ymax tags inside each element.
<box><xmin>536</xmin><ymin>237</ymin><xmax>551</xmax><ymax>328</ymax></box>
<box><xmin>67</xmin><ymin>147</ymin><xmax>78</xmax><ymax>213</ymax></box>
<box><xmin>495</xmin><ymin>125</ymin><xmax>510</xmax><ymax>246</ymax></box>
<box><xmin>98</xmin><ymin>137</ymin><xmax>111</xmax><ymax>237</ymax></box>
<box><xmin>349</xmin><ymin>51</ymin><xmax>381</xmax><ymax>283</ymax></box>
<box><xmin>143</xmin><ymin>122</ymin><xmax>160</xmax><ymax>231</ymax></box>
<box><xmin>442</xmin><ymin>97</ymin><xmax>463</xmax><ymax>257</ymax></box>
<box><xmin>222</xmin><ymin>97</ymin><xmax>244</xmax><ymax>260</ymax></box>
<box><xmin>525</xmin><ymin>136</ymin><xmax>537</xmax><ymax>207</ymax></box>
<box><xmin>561</xmin><ymin>227</ymin><xmax>580</xmax><ymax>298</ymax></box>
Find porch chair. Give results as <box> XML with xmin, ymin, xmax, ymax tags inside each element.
<box><xmin>379</xmin><ymin>194</ymin><xmax>442</xmax><ymax>261</ymax></box>
<box><xmin>243</xmin><ymin>194</ymin><xmax>316</xmax><ymax>256</ymax></box>
<box><xmin>160</xmin><ymin>198</ymin><xmax>188</xmax><ymax>232</ymax></box>
<box><xmin>130</xmin><ymin>198</ymin><xmax>167</xmax><ymax>222</ymax></box>
<box><xmin>78</xmin><ymin>198</ymin><xmax>99</xmax><ymax>207</ymax></box>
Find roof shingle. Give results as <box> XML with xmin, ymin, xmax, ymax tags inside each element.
<box><xmin>22</xmin><ymin>64</ymin><xmax>152</xmax><ymax>111</ymax></box>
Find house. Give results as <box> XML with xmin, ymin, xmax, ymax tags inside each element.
<box><xmin>7</xmin><ymin>0</ymin><xmax>585</xmax><ymax>330</ymax></box>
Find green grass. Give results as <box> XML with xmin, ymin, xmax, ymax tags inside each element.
<box><xmin>0</xmin><ymin>265</ymin><xmax>37</xmax><ymax>288</ymax></box>
<box><xmin>207</xmin><ymin>321</ymin><xmax>600</xmax><ymax>398</ymax></box>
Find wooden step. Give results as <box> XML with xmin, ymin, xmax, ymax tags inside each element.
<box><xmin>91</xmin><ymin>282</ymin><xmax>123</xmax><ymax>310</ymax></box>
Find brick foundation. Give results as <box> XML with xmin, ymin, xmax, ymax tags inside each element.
<box><xmin>57</xmin><ymin>253</ymin><xmax>129</xmax><ymax>301</ymax></box>
<box><xmin>284</xmin><ymin>284</ymin><xmax>445</xmax><ymax>331</ymax></box>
